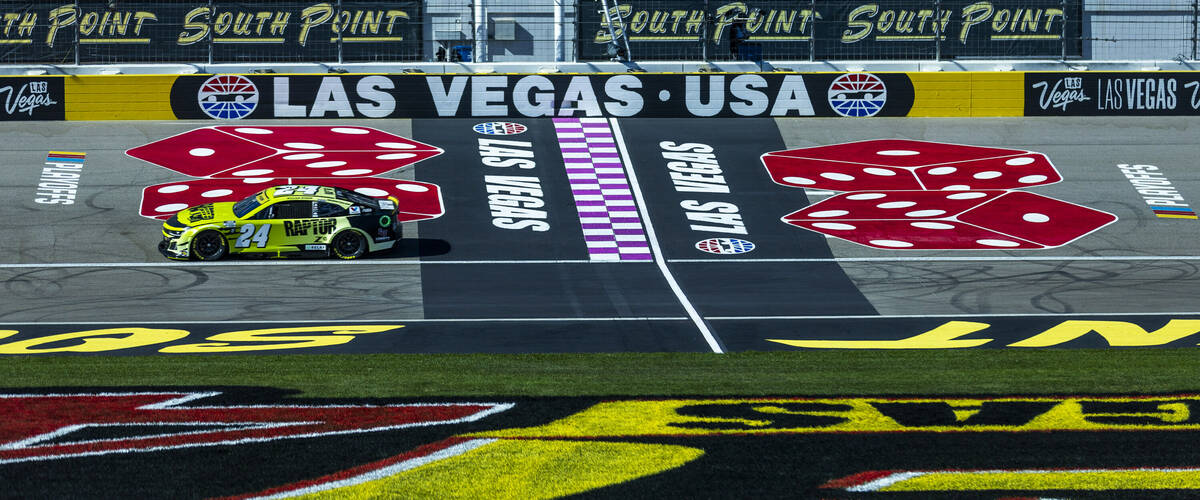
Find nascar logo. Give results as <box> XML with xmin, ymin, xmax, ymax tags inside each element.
<box><xmin>473</xmin><ymin>122</ymin><xmax>527</xmax><ymax>135</ymax></box>
<box><xmin>695</xmin><ymin>238</ymin><xmax>755</xmax><ymax>255</ymax></box>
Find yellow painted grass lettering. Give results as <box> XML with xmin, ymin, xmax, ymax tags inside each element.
<box><xmin>767</xmin><ymin>321</ymin><xmax>991</xmax><ymax>349</ymax></box>
<box><xmin>473</xmin><ymin>396</ymin><xmax>1200</xmax><ymax>438</ymax></box>
<box><xmin>0</xmin><ymin>328</ymin><xmax>190</xmax><ymax>354</ymax></box>
<box><xmin>846</xmin><ymin>468</ymin><xmax>1200</xmax><ymax>492</ymax></box>
<box><xmin>0</xmin><ymin>325</ymin><xmax>402</xmax><ymax>354</ymax></box>
<box><xmin>768</xmin><ymin>319</ymin><xmax>1200</xmax><ymax>349</ymax></box>
<box><xmin>1010</xmin><ymin>319</ymin><xmax>1200</xmax><ymax>347</ymax></box>
<box><xmin>159</xmin><ymin>325</ymin><xmax>403</xmax><ymax>353</ymax></box>
<box><xmin>295</xmin><ymin>440</ymin><xmax>702</xmax><ymax>499</ymax></box>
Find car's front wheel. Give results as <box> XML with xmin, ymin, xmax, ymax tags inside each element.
<box><xmin>191</xmin><ymin>230</ymin><xmax>228</xmax><ymax>261</ymax></box>
<box><xmin>331</xmin><ymin>230</ymin><xmax>366</xmax><ymax>259</ymax></box>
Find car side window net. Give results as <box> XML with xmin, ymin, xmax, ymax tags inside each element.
<box><xmin>274</xmin><ymin>201</ymin><xmax>314</xmax><ymax>219</ymax></box>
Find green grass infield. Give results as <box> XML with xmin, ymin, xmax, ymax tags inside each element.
<box><xmin>2</xmin><ymin>349</ymin><xmax>1197</xmax><ymax>397</ymax></box>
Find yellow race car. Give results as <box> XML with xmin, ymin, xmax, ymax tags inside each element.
<box><xmin>159</xmin><ymin>184</ymin><xmax>414</xmax><ymax>260</ymax></box>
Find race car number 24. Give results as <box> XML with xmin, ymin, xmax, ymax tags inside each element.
<box><xmin>236</xmin><ymin>223</ymin><xmax>271</xmax><ymax>248</ymax></box>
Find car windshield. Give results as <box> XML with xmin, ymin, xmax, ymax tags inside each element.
<box><xmin>232</xmin><ymin>193</ymin><xmax>263</xmax><ymax>217</ymax></box>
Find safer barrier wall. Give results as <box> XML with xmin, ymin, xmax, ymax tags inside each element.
<box><xmin>4</xmin><ymin>71</ymin><xmax>1199</xmax><ymax>121</ymax></box>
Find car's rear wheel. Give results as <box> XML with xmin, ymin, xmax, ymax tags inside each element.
<box><xmin>331</xmin><ymin>230</ymin><xmax>366</xmax><ymax>259</ymax></box>
<box><xmin>191</xmin><ymin>230</ymin><xmax>227</xmax><ymax>261</ymax></box>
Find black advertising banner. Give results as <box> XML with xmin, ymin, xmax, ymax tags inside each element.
<box><xmin>0</xmin><ymin>77</ymin><xmax>64</xmax><ymax>121</ymax></box>
<box><xmin>169</xmin><ymin>72</ymin><xmax>914</xmax><ymax>119</ymax></box>
<box><xmin>0</xmin><ymin>1</ymin><xmax>422</xmax><ymax>64</ymax></box>
<box><xmin>1025</xmin><ymin>72</ymin><xmax>1200</xmax><ymax>116</ymax></box>
<box><xmin>580</xmin><ymin>0</ymin><xmax>1082</xmax><ymax>61</ymax></box>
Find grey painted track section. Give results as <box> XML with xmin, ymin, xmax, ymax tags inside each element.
<box><xmin>775</xmin><ymin>117</ymin><xmax>1200</xmax><ymax>315</ymax></box>
<box><xmin>0</xmin><ymin>119</ymin><xmax>424</xmax><ymax>322</ymax></box>
<box><xmin>0</xmin><ymin>117</ymin><xmax>1196</xmax><ymax>338</ymax></box>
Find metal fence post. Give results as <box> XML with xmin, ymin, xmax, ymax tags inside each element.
<box><xmin>1061</xmin><ymin>0</ymin><xmax>1068</xmax><ymax>60</ymax></box>
<box><xmin>934</xmin><ymin>0</ymin><xmax>942</xmax><ymax>60</ymax></box>
<box><xmin>810</xmin><ymin>0</ymin><xmax>816</xmax><ymax>61</ymax></box>
<box><xmin>337</xmin><ymin>0</ymin><xmax>344</xmax><ymax>64</ymax></box>
<box><xmin>207</xmin><ymin>0</ymin><xmax>214</xmax><ymax>65</ymax></box>
<box><xmin>1194</xmin><ymin>0</ymin><xmax>1198</xmax><ymax>60</ymax></box>
<box><xmin>73</xmin><ymin>4</ymin><xmax>79</xmax><ymax>66</ymax></box>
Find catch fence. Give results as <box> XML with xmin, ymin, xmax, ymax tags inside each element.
<box><xmin>0</xmin><ymin>0</ymin><xmax>1195</xmax><ymax>64</ymax></box>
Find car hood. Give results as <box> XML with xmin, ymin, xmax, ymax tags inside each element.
<box><xmin>171</xmin><ymin>202</ymin><xmax>237</xmax><ymax>227</ymax></box>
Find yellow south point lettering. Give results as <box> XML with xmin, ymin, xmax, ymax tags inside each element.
<box><xmin>474</xmin><ymin>396</ymin><xmax>1200</xmax><ymax>439</ymax></box>
<box><xmin>0</xmin><ymin>328</ymin><xmax>190</xmax><ymax>354</ymax></box>
<box><xmin>1008</xmin><ymin>319</ymin><xmax>1200</xmax><ymax>347</ymax></box>
<box><xmin>159</xmin><ymin>325</ymin><xmax>402</xmax><ymax>353</ymax></box>
<box><xmin>766</xmin><ymin>321</ymin><xmax>992</xmax><ymax>349</ymax></box>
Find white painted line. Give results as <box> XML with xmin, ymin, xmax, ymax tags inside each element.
<box><xmin>610</xmin><ymin>117</ymin><xmax>724</xmax><ymax>354</ymax></box>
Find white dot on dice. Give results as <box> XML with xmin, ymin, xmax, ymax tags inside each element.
<box><xmin>821</xmin><ymin>172</ymin><xmax>855</xmax><ymax>181</ymax></box>
<box><xmin>847</xmin><ymin>193</ymin><xmax>887</xmax><ymax>200</ymax></box>
<box><xmin>396</xmin><ymin>184</ymin><xmax>430</xmax><ymax>193</ymax></box>
<box><xmin>947</xmin><ymin>192</ymin><xmax>987</xmax><ymax>200</ymax></box>
<box><xmin>977</xmin><ymin>239</ymin><xmax>1021</xmax><ymax>247</ymax></box>
<box><xmin>912</xmin><ymin>222</ymin><xmax>955</xmax><ymax>230</ymax></box>
<box><xmin>812</xmin><ymin>222</ymin><xmax>857</xmax><ymax>230</ymax></box>
<box><xmin>284</xmin><ymin>142</ymin><xmax>324</xmax><ymax>150</ymax></box>
<box><xmin>306</xmin><ymin>161</ymin><xmax>346</xmax><ymax>168</ymax></box>
<box><xmin>810</xmin><ymin>210</ymin><xmax>850</xmax><ymax>217</ymax></box>
<box><xmin>782</xmin><ymin>176</ymin><xmax>816</xmax><ymax>185</ymax></box>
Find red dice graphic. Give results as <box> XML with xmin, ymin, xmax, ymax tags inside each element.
<box><xmin>127</xmin><ymin>125</ymin><xmax>442</xmax><ymax>178</ymax></box>
<box><xmin>129</xmin><ymin>125</ymin><xmax>445</xmax><ymax>222</ymax></box>
<box><xmin>783</xmin><ymin>190</ymin><xmax>1116</xmax><ymax>250</ymax></box>
<box><xmin>139</xmin><ymin>177</ymin><xmax>443</xmax><ymax>222</ymax></box>
<box><xmin>762</xmin><ymin>139</ymin><xmax>1061</xmax><ymax>192</ymax></box>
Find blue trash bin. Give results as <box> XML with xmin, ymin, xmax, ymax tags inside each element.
<box><xmin>452</xmin><ymin>45</ymin><xmax>473</xmax><ymax>62</ymax></box>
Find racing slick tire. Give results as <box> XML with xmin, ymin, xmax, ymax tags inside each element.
<box><xmin>191</xmin><ymin>230</ymin><xmax>228</xmax><ymax>261</ymax></box>
<box><xmin>331</xmin><ymin>230</ymin><xmax>367</xmax><ymax>260</ymax></box>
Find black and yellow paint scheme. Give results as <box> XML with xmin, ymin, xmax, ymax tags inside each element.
<box><xmin>159</xmin><ymin>185</ymin><xmax>407</xmax><ymax>260</ymax></box>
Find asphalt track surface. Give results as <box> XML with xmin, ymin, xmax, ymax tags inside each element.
<box><xmin>1</xmin><ymin>117</ymin><xmax>1198</xmax><ymax>353</ymax></box>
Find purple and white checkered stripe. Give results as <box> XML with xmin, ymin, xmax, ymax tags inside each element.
<box><xmin>553</xmin><ymin>117</ymin><xmax>652</xmax><ymax>261</ymax></box>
